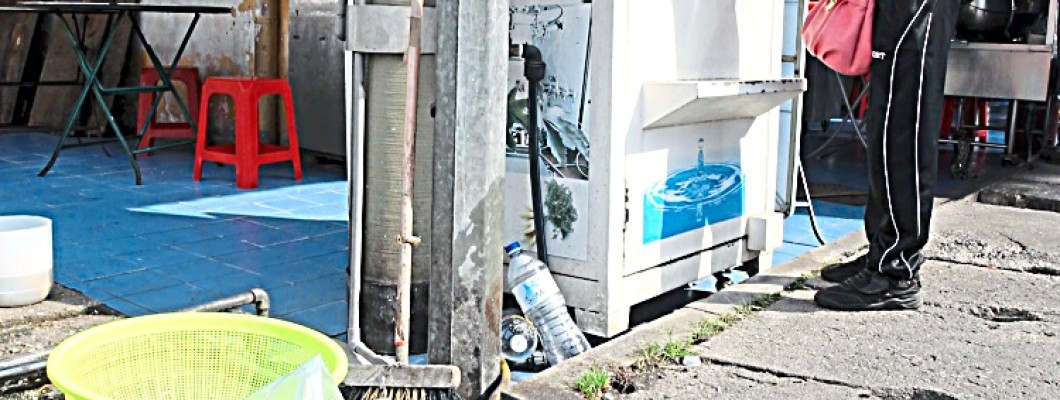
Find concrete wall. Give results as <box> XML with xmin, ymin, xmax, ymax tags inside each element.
<box><xmin>140</xmin><ymin>0</ymin><xmax>281</xmax><ymax>142</ymax></box>
<box><xmin>0</xmin><ymin>11</ymin><xmax>35</xmax><ymax>125</ymax></box>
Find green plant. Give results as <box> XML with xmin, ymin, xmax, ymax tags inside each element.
<box><xmin>545</xmin><ymin>180</ymin><xmax>578</xmax><ymax>239</ymax></box>
<box><xmin>820</xmin><ymin>256</ymin><xmax>843</xmax><ymax>266</ymax></box>
<box><xmin>660</xmin><ymin>335</ymin><xmax>694</xmax><ymax>362</ymax></box>
<box><xmin>692</xmin><ymin>317</ymin><xmax>730</xmax><ymax>342</ymax></box>
<box><xmin>787</xmin><ymin>272</ymin><xmax>818</xmax><ymax>290</ymax></box>
<box><xmin>733</xmin><ymin>304</ymin><xmax>755</xmax><ymax>316</ymax></box>
<box><xmin>543</xmin><ymin>117</ymin><xmax>590</xmax><ymax>163</ymax></box>
<box><xmin>720</xmin><ymin>313</ymin><xmax>743</xmax><ymax>325</ymax></box>
<box><xmin>575</xmin><ymin>367</ymin><xmax>610</xmax><ymax>400</ymax></box>
<box><xmin>752</xmin><ymin>293</ymin><xmax>782</xmax><ymax>309</ymax></box>
<box><xmin>634</xmin><ymin>341</ymin><xmax>664</xmax><ymax>371</ymax></box>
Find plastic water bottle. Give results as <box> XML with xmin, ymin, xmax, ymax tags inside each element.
<box><xmin>505</xmin><ymin>242</ymin><xmax>591</xmax><ymax>366</ymax></box>
<box><xmin>500</xmin><ymin>314</ymin><xmax>539</xmax><ymax>363</ymax></box>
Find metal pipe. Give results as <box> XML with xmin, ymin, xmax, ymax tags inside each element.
<box><xmin>0</xmin><ymin>351</ymin><xmax>49</xmax><ymax>371</ymax></box>
<box><xmin>519</xmin><ymin>43</ymin><xmax>551</xmax><ymax>265</ymax></box>
<box><xmin>177</xmin><ymin>288</ymin><xmax>270</xmax><ymax>316</ymax></box>
<box><xmin>0</xmin><ymin>289</ymin><xmax>269</xmax><ymax>383</ymax></box>
<box><xmin>0</xmin><ymin>360</ymin><xmax>46</xmax><ymax>381</ymax></box>
<box><xmin>938</xmin><ymin>139</ymin><xmax>1009</xmax><ymax>148</ymax></box>
<box><xmin>0</xmin><ymin>80</ymin><xmax>83</xmax><ymax>87</ymax></box>
<box><xmin>1007</xmin><ymin>99</ymin><xmax>1020</xmax><ymax>155</ymax></box>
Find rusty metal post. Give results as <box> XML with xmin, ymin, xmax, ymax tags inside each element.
<box><xmin>428</xmin><ymin>0</ymin><xmax>508</xmax><ymax>397</ymax></box>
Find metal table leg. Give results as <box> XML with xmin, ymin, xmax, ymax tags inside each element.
<box><xmin>36</xmin><ymin>11</ymin><xmax>205</xmax><ymax>185</ymax></box>
<box><xmin>37</xmin><ymin>11</ymin><xmax>123</xmax><ymax>180</ymax></box>
<box><xmin>127</xmin><ymin>13</ymin><xmax>201</xmax><ymax>154</ymax></box>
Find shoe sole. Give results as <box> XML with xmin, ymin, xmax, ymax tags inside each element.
<box><xmin>813</xmin><ymin>293</ymin><xmax>922</xmax><ymax>311</ymax></box>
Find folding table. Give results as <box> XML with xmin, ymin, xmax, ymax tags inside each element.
<box><xmin>0</xmin><ymin>2</ymin><xmax>231</xmax><ymax>185</ymax></box>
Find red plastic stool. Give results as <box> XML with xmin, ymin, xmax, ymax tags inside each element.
<box><xmin>137</xmin><ymin>67</ymin><xmax>201</xmax><ymax>152</ymax></box>
<box><xmin>193</xmin><ymin>77</ymin><xmax>303</xmax><ymax>189</ymax></box>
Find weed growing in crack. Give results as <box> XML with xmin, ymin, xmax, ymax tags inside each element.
<box><xmin>820</xmin><ymin>256</ymin><xmax>843</xmax><ymax>266</ymax></box>
<box><xmin>787</xmin><ymin>271</ymin><xmax>820</xmax><ymax>290</ymax></box>
<box><xmin>661</xmin><ymin>334</ymin><xmax>694</xmax><ymax>363</ymax></box>
<box><xmin>720</xmin><ymin>313</ymin><xmax>743</xmax><ymax>325</ymax></box>
<box><xmin>752</xmin><ymin>293</ymin><xmax>782</xmax><ymax>309</ymax></box>
<box><xmin>733</xmin><ymin>304</ymin><xmax>755</xmax><ymax>316</ymax></box>
<box><xmin>692</xmin><ymin>317</ymin><xmax>730</xmax><ymax>341</ymax></box>
<box><xmin>575</xmin><ymin>366</ymin><xmax>610</xmax><ymax>400</ymax></box>
<box><xmin>634</xmin><ymin>341</ymin><xmax>665</xmax><ymax>372</ymax></box>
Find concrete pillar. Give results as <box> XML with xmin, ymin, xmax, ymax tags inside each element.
<box><xmin>428</xmin><ymin>0</ymin><xmax>508</xmax><ymax>398</ymax></box>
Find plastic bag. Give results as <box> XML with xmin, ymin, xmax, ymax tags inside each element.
<box><xmin>243</xmin><ymin>355</ymin><xmax>344</xmax><ymax>400</ymax></box>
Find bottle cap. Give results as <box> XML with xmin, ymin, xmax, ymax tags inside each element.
<box><xmin>504</xmin><ymin>241</ymin><xmax>522</xmax><ymax>255</ymax></box>
<box><xmin>510</xmin><ymin>335</ymin><xmax>529</xmax><ymax>353</ymax></box>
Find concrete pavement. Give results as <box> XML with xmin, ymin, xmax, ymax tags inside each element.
<box><xmin>506</xmin><ymin>167</ymin><xmax>1060</xmax><ymax>399</ymax></box>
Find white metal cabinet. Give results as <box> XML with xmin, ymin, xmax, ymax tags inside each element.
<box><xmin>504</xmin><ymin>0</ymin><xmax>805</xmax><ymax>337</ymax></box>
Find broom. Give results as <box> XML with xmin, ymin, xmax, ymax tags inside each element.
<box><xmin>342</xmin><ymin>0</ymin><xmax>462</xmax><ymax>398</ymax></box>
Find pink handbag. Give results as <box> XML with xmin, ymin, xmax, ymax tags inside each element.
<box><xmin>801</xmin><ymin>0</ymin><xmax>875</xmax><ymax>76</ymax></box>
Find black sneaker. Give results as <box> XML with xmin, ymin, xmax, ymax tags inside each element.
<box><xmin>813</xmin><ymin>269</ymin><xmax>921</xmax><ymax>311</ymax></box>
<box><xmin>820</xmin><ymin>254</ymin><xmax>867</xmax><ymax>283</ymax></box>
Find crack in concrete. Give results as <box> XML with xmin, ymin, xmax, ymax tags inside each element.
<box><xmin>703</xmin><ymin>355</ymin><xmax>868</xmax><ymax>391</ymax></box>
<box><xmin>703</xmin><ymin>356</ymin><xmax>961</xmax><ymax>400</ymax></box>
<box><xmin>998</xmin><ymin>233</ymin><xmax>1030</xmax><ymax>253</ymax></box>
<box><xmin>969</xmin><ymin>306</ymin><xmax>1043</xmax><ymax>323</ymax></box>
<box><xmin>924</xmin><ymin>255</ymin><xmax>1060</xmax><ymax>277</ymax></box>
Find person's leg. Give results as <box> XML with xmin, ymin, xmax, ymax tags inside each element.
<box><xmin>816</xmin><ymin>0</ymin><xmax>958</xmax><ymax>310</ymax></box>
<box><xmin>868</xmin><ymin>0</ymin><xmax>957</xmax><ymax>280</ymax></box>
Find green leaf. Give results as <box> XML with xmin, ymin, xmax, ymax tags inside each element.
<box><xmin>544</xmin><ymin>117</ymin><xmax>590</xmax><ymax>162</ymax></box>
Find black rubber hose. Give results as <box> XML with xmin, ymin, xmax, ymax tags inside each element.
<box><xmin>522</xmin><ymin>44</ymin><xmax>550</xmax><ymax>265</ymax></box>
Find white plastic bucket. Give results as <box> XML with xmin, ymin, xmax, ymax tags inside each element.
<box><xmin>0</xmin><ymin>215</ymin><xmax>53</xmax><ymax>307</ymax></box>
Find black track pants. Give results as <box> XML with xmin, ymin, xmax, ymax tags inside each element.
<box><xmin>863</xmin><ymin>0</ymin><xmax>958</xmax><ymax>280</ymax></box>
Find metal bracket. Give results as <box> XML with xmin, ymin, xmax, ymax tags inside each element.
<box><xmin>345</xmin><ymin>4</ymin><xmax>437</xmax><ymax>54</ymax></box>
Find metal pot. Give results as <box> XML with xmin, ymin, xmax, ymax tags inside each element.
<box><xmin>1010</xmin><ymin>0</ymin><xmax>1047</xmax><ymax>38</ymax></box>
<box><xmin>1014</xmin><ymin>0</ymin><xmax>1045</xmax><ymax>14</ymax></box>
<box><xmin>958</xmin><ymin>0</ymin><xmax>1014</xmax><ymax>33</ymax></box>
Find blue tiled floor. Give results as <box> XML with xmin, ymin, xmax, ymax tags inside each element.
<box><xmin>0</xmin><ymin>132</ymin><xmax>349</xmax><ymax>337</ymax></box>
<box><xmin>772</xmin><ymin>125</ymin><xmax>1010</xmax><ymax>267</ymax></box>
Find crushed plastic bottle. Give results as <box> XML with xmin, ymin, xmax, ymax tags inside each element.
<box><xmin>505</xmin><ymin>241</ymin><xmax>591</xmax><ymax>366</ymax></box>
<box><xmin>500</xmin><ymin>314</ymin><xmax>539</xmax><ymax>363</ymax></box>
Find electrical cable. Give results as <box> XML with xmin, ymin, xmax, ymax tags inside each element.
<box><xmin>797</xmin><ymin>158</ymin><xmax>827</xmax><ymax>246</ymax></box>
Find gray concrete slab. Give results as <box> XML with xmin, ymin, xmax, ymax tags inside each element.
<box><xmin>1</xmin><ymin>314</ymin><xmax>117</xmax><ymax>358</ymax></box>
<box><xmin>977</xmin><ymin>163</ymin><xmax>1060</xmax><ymax>213</ymax></box>
<box><xmin>505</xmin><ymin>231</ymin><xmax>870</xmax><ymax>400</ymax></box>
<box><xmin>619</xmin><ymin>364</ymin><xmax>875</xmax><ymax>400</ymax></box>
<box><xmin>698</xmin><ymin>260</ymin><xmax>1060</xmax><ymax>399</ymax></box>
<box><xmin>924</xmin><ymin>200</ymin><xmax>1060</xmax><ymax>276</ymax></box>
<box><xmin>0</xmin><ymin>285</ymin><xmax>116</xmax><ymax>397</ymax></box>
<box><xmin>0</xmin><ymin>286</ymin><xmax>104</xmax><ymax>330</ymax></box>
<box><xmin>508</xmin><ymin>187</ymin><xmax>1060</xmax><ymax>399</ymax></box>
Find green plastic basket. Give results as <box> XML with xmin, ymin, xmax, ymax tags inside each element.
<box><xmin>46</xmin><ymin>312</ymin><xmax>348</xmax><ymax>400</ymax></box>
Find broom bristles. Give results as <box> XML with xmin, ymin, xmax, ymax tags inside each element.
<box><xmin>342</xmin><ymin>386</ymin><xmax>463</xmax><ymax>400</ymax></box>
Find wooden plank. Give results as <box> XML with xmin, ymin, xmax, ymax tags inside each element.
<box><xmin>344</xmin><ymin>365</ymin><xmax>461</xmax><ymax>389</ymax></box>
<box><xmin>0</xmin><ymin>13</ymin><xmax>38</xmax><ymax>124</ymax></box>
